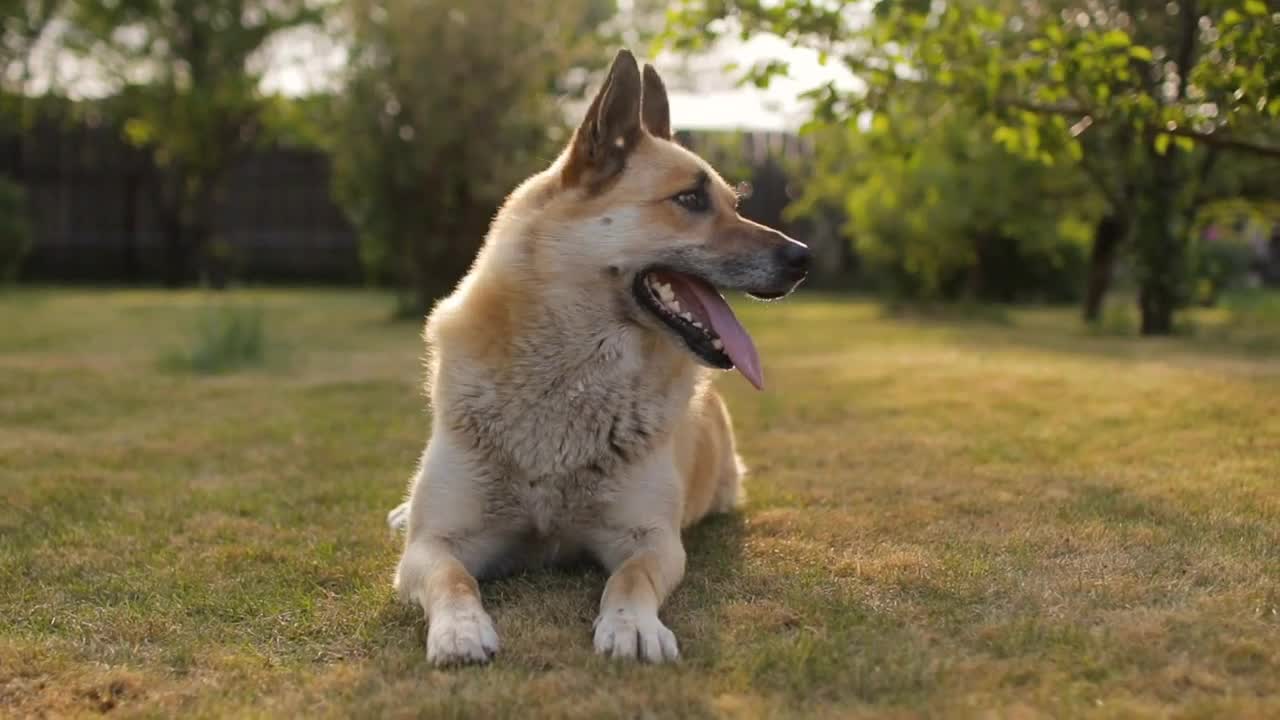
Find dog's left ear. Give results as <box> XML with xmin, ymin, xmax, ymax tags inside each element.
<box><xmin>563</xmin><ymin>49</ymin><xmax>643</xmax><ymax>187</ymax></box>
<box><xmin>641</xmin><ymin>64</ymin><xmax>671</xmax><ymax>140</ymax></box>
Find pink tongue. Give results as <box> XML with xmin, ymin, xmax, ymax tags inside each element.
<box><xmin>676</xmin><ymin>276</ymin><xmax>764</xmax><ymax>390</ymax></box>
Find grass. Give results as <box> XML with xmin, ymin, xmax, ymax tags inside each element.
<box><xmin>1</xmin><ymin>288</ymin><xmax>1278</xmax><ymax>718</ymax></box>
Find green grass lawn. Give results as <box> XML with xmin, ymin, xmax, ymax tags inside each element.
<box><xmin>2</xmin><ymin>289</ymin><xmax>1278</xmax><ymax>718</ymax></box>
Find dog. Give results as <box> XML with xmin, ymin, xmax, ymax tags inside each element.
<box><xmin>386</xmin><ymin>49</ymin><xmax>809</xmax><ymax>665</ymax></box>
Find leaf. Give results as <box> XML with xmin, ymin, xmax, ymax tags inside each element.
<box><xmin>1244</xmin><ymin>0</ymin><xmax>1267</xmax><ymax>16</ymax></box>
<box><xmin>992</xmin><ymin>125</ymin><xmax>1020</xmax><ymax>151</ymax></box>
<box><xmin>1102</xmin><ymin>30</ymin><xmax>1131</xmax><ymax>49</ymax></box>
<box><xmin>1128</xmin><ymin>46</ymin><xmax>1153</xmax><ymax>62</ymax></box>
<box><xmin>1154</xmin><ymin>133</ymin><xmax>1170</xmax><ymax>155</ymax></box>
<box><xmin>1174</xmin><ymin>136</ymin><xmax>1195</xmax><ymax>153</ymax></box>
<box><xmin>123</xmin><ymin>118</ymin><xmax>154</xmax><ymax>146</ymax></box>
<box><xmin>1223</xmin><ymin>9</ymin><xmax>1243</xmax><ymax>26</ymax></box>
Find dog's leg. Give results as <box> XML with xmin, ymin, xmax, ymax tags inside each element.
<box><xmin>397</xmin><ymin>537</ymin><xmax>500</xmax><ymax>665</ymax></box>
<box><xmin>591</xmin><ymin>528</ymin><xmax>685</xmax><ymax>663</ymax></box>
<box><xmin>394</xmin><ymin>434</ymin><xmax>503</xmax><ymax>666</ymax></box>
<box><xmin>588</xmin><ymin>453</ymin><xmax>687</xmax><ymax>663</ymax></box>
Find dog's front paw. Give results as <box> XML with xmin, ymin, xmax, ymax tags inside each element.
<box><xmin>427</xmin><ymin>608</ymin><xmax>500</xmax><ymax>666</ymax></box>
<box><xmin>593</xmin><ymin>610</ymin><xmax>679</xmax><ymax>663</ymax></box>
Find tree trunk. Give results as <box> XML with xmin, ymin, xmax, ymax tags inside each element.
<box><xmin>399</xmin><ymin>228</ymin><xmax>471</xmax><ymax>319</ymax></box>
<box><xmin>161</xmin><ymin>211</ymin><xmax>215</xmax><ymax>287</ymax></box>
<box><xmin>1082</xmin><ymin>211</ymin><xmax>1129</xmax><ymax>323</ymax></box>
<box><xmin>161</xmin><ymin>211</ymin><xmax>190</xmax><ymax>288</ymax></box>
<box><xmin>1134</xmin><ymin>149</ymin><xmax>1185</xmax><ymax>336</ymax></box>
<box><xmin>967</xmin><ymin>233</ymin><xmax>987</xmax><ymax>300</ymax></box>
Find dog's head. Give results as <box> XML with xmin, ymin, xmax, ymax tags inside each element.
<box><xmin>528</xmin><ymin>50</ymin><xmax>809</xmax><ymax>389</ymax></box>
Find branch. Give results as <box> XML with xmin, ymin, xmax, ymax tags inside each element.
<box><xmin>999</xmin><ymin>98</ymin><xmax>1280</xmax><ymax>159</ymax></box>
<box><xmin>833</xmin><ymin>51</ymin><xmax>1280</xmax><ymax>160</ymax></box>
<box><xmin>1174</xmin><ymin>0</ymin><xmax>1198</xmax><ymax>101</ymax></box>
<box><xmin>828</xmin><ymin>47</ymin><xmax>1280</xmax><ymax>161</ymax></box>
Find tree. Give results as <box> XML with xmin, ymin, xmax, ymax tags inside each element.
<box><xmin>790</xmin><ymin>99</ymin><xmax>1099</xmax><ymax>302</ymax></box>
<box><xmin>1</xmin><ymin>0</ymin><xmax>63</xmax><ymax>109</ymax></box>
<box><xmin>331</xmin><ymin>0</ymin><xmax>622</xmax><ymax>314</ymax></box>
<box><xmin>65</xmin><ymin>0</ymin><xmax>328</xmax><ymax>287</ymax></box>
<box><xmin>667</xmin><ymin>0</ymin><xmax>1280</xmax><ymax>334</ymax></box>
<box><xmin>0</xmin><ymin>0</ymin><xmax>63</xmax><ymax>282</ymax></box>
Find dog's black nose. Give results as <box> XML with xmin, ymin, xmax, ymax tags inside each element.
<box><xmin>777</xmin><ymin>240</ymin><xmax>810</xmax><ymax>279</ymax></box>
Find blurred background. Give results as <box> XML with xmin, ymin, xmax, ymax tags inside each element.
<box><xmin>0</xmin><ymin>0</ymin><xmax>1277</xmax><ymax>332</ymax></box>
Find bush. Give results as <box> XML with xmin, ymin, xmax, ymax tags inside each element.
<box><xmin>0</xmin><ymin>177</ymin><xmax>31</xmax><ymax>283</ymax></box>
<box><xmin>790</xmin><ymin>108</ymin><xmax>1101</xmax><ymax>304</ymax></box>
<box><xmin>161</xmin><ymin>304</ymin><xmax>267</xmax><ymax>374</ymax></box>
<box><xmin>331</xmin><ymin>0</ymin><xmax>620</xmax><ymax>315</ymax></box>
<box><xmin>1189</xmin><ymin>235</ymin><xmax>1254</xmax><ymax>307</ymax></box>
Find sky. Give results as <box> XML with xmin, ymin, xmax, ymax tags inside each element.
<box><xmin>251</xmin><ymin>26</ymin><xmax>857</xmax><ymax>132</ymax></box>
<box><xmin>655</xmin><ymin>35</ymin><xmax>859</xmax><ymax>131</ymax></box>
<box><xmin>27</xmin><ymin>19</ymin><xmax>858</xmax><ymax>133</ymax></box>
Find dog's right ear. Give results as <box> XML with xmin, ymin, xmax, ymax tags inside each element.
<box><xmin>641</xmin><ymin>64</ymin><xmax>671</xmax><ymax>140</ymax></box>
<box><xmin>562</xmin><ymin>49</ymin><xmax>643</xmax><ymax>188</ymax></box>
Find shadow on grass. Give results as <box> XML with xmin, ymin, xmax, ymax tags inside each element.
<box><xmin>867</xmin><ymin>291</ymin><xmax>1280</xmax><ymax>364</ymax></box>
<box><xmin>674</xmin><ymin>512</ymin><xmax>749</xmax><ymax>663</ymax></box>
<box><xmin>945</xmin><ymin>310</ymin><xmax>1280</xmax><ymax>367</ymax></box>
<box><xmin>878</xmin><ymin>299</ymin><xmax>1015</xmax><ymax>327</ymax></box>
<box><xmin>362</xmin><ymin>513</ymin><xmax>750</xmax><ymax>671</ymax></box>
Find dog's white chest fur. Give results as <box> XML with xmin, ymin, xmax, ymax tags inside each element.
<box><xmin>437</xmin><ymin>321</ymin><xmax>698</xmax><ymax>538</ymax></box>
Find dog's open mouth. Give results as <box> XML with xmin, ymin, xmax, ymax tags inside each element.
<box><xmin>633</xmin><ymin>269</ymin><xmax>765</xmax><ymax>390</ymax></box>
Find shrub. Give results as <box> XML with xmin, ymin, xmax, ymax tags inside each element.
<box><xmin>162</xmin><ymin>304</ymin><xmax>267</xmax><ymax>374</ymax></box>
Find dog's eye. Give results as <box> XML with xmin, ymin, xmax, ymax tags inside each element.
<box><xmin>672</xmin><ymin>188</ymin><xmax>709</xmax><ymax>213</ymax></box>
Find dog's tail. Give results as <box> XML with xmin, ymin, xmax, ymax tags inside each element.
<box><xmin>387</xmin><ymin>500</ymin><xmax>411</xmax><ymax>536</ymax></box>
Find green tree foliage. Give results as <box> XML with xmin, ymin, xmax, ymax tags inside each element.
<box><xmin>1</xmin><ymin>0</ymin><xmax>62</xmax><ymax>104</ymax></box>
<box><xmin>667</xmin><ymin>0</ymin><xmax>1280</xmax><ymax>334</ymax></box>
<box><xmin>331</xmin><ymin>0</ymin><xmax>622</xmax><ymax>314</ymax></box>
<box><xmin>792</xmin><ymin>101</ymin><xmax>1099</xmax><ymax>302</ymax></box>
<box><xmin>0</xmin><ymin>1</ymin><xmax>62</xmax><ymax>282</ymax></box>
<box><xmin>65</xmin><ymin>0</ymin><xmax>328</xmax><ymax>287</ymax></box>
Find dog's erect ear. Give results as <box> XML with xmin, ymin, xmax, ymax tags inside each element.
<box><xmin>641</xmin><ymin>64</ymin><xmax>671</xmax><ymax>140</ymax></box>
<box><xmin>563</xmin><ymin>49</ymin><xmax>643</xmax><ymax>187</ymax></box>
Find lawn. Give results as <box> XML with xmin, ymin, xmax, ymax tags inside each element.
<box><xmin>2</xmin><ymin>289</ymin><xmax>1278</xmax><ymax>718</ymax></box>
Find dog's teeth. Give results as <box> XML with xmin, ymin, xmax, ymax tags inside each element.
<box><xmin>712</xmin><ymin>338</ymin><xmax>724</xmax><ymax>350</ymax></box>
<box><xmin>658</xmin><ymin>285</ymin><xmax>674</xmax><ymax>302</ymax></box>
<box><xmin>692</xmin><ymin>321</ymin><xmax>704</xmax><ymax>329</ymax></box>
<box><xmin>670</xmin><ymin>300</ymin><xmax>682</xmax><ymax>313</ymax></box>
<box><xmin>680</xmin><ymin>312</ymin><xmax>694</xmax><ymax>322</ymax></box>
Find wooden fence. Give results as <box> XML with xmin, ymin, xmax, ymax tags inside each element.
<box><xmin>3</xmin><ymin>121</ymin><xmax>847</xmax><ymax>284</ymax></box>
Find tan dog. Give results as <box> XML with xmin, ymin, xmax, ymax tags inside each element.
<box><xmin>387</xmin><ymin>49</ymin><xmax>809</xmax><ymax>665</ymax></box>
